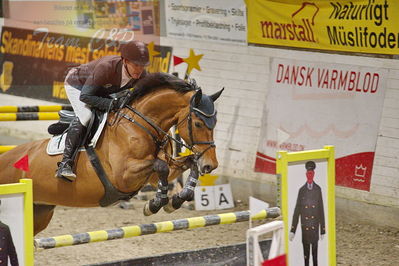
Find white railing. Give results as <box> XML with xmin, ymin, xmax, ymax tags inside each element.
<box><xmin>246</xmin><ymin>220</ymin><xmax>284</xmax><ymax>266</ymax></box>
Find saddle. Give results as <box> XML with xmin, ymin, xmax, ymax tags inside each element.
<box><xmin>48</xmin><ymin>109</ymin><xmax>104</xmax><ymax>138</ymax></box>
<box><xmin>46</xmin><ymin>110</ymin><xmax>106</xmax><ymax>155</ymax></box>
<box><xmin>47</xmin><ymin>109</ymin><xmax>138</xmax><ymax>206</ymax></box>
<box><xmin>47</xmin><ymin>110</ymin><xmax>76</xmax><ymax>135</ymax></box>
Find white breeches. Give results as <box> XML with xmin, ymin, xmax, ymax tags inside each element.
<box><xmin>64</xmin><ymin>69</ymin><xmax>91</xmax><ymax>126</ymax></box>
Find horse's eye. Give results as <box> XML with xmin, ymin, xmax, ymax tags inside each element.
<box><xmin>194</xmin><ymin>121</ymin><xmax>202</xmax><ymax>128</ymax></box>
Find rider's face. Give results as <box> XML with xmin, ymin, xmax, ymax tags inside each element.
<box><xmin>124</xmin><ymin>59</ymin><xmax>144</xmax><ymax>79</ymax></box>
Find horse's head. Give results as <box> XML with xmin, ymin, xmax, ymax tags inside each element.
<box><xmin>177</xmin><ymin>87</ymin><xmax>224</xmax><ymax>174</ymax></box>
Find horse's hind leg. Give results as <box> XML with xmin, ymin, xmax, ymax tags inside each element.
<box><xmin>164</xmin><ymin>164</ymin><xmax>199</xmax><ymax>213</ymax></box>
<box><xmin>33</xmin><ymin>204</ymin><xmax>56</xmax><ymax>235</ymax></box>
<box><xmin>143</xmin><ymin>159</ymin><xmax>169</xmax><ymax>216</ymax></box>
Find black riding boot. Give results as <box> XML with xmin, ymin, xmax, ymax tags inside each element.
<box><xmin>55</xmin><ymin>118</ymin><xmax>87</xmax><ymax>181</ymax></box>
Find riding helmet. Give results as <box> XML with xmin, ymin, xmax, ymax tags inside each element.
<box><xmin>120</xmin><ymin>41</ymin><xmax>150</xmax><ymax>66</ymax></box>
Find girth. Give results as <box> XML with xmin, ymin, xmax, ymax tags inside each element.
<box><xmin>84</xmin><ymin>111</ymin><xmax>139</xmax><ymax>207</ymax></box>
<box><xmin>85</xmin><ymin>146</ymin><xmax>139</xmax><ymax>207</ymax></box>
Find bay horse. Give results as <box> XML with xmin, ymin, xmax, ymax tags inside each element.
<box><xmin>0</xmin><ymin>73</ymin><xmax>223</xmax><ymax>235</ymax></box>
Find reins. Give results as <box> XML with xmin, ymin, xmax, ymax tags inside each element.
<box><xmin>114</xmin><ymin>100</ymin><xmax>215</xmax><ymax>162</ymax></box>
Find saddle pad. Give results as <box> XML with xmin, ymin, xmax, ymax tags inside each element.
<box><xmin>46</xmin><ymin>113</ymin><xmax>108</xmax><ymax>155</ymax></box>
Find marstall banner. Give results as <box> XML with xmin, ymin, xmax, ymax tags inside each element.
<box><xmin>247</xmin><ymin>0</ymin><xmax>399</xmax><ymax>55</ymax></box>
<box><xmin>165</xmin><ymin>0</ymin><xmax>247</xmax><ymax>44</ymax></box>
<box><xmin>0</xmin><ymin>26</ymin><xmax>172</xmax><ymax>102</ymax></box>
<box><xmin>255</xmin><ymin>58</ymin><xmax>388</xmax><ymax>191</ymax></box>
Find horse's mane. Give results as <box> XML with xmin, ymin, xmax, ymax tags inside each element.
<box><xmin>128</xmin><ymin>72</ymin><xmax>196</xmax><ymax>103</ymax></box>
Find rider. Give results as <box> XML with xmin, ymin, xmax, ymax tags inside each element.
<box><xmin>55</xmin><ymin>40</ymin><xmax>150</xmax><ymax>181</ymax></box>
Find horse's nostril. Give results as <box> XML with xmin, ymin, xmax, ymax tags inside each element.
<box><xmin>203</xmin><ymin>165</ymin><xmax>211</xmax><ymax>174</ymax></box>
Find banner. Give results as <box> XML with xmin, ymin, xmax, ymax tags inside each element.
<box><xmin>2</xmin><ymin>1</ymin><xmax>160</xmax><ymax>39</ymax></box>
<box><xmin>255</xmin><ymin>58</ymin><xmax>388</xmax><ymax>191</ymax></box>
<box><xmin>0</xmin><ymin>26</ymin><xmax>172</xmax><ymax>102</ymax></box>
<box><xmin>165</xmin><ymin>0</ymin><xmax>247</xmax><ymax>44</ymax></box>
<box><xmin>247</xmin><ymin>0</ymin><xmax>399</xmax><ymax>55</ymax></box>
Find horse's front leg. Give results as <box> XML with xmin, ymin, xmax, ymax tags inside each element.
<box><xmin>164</xmin><ymin>163</ymin><xmax>199</xmax><ymax>213</ymax></box>
<box><xmin>143</xmin><ymin>158</ymin><xmax>170</xmax><ymax>216</ymax></box>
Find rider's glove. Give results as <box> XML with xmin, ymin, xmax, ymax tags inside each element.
<box><xmin>110</xmin><ymin>97</ymin><xmax>125</xmax><ymax>111</ymax></box>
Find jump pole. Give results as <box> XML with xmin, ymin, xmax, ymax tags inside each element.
<box><xmin>0</xmin><ymin>105</ymin><xmax>72</xmax><ymax>113</ymax></box>
<box><xmin>0</xmin><ymin>145</ymin><xmax>16</xmax><ymax>153</ymax></box>
<box><xmin>0</xmin><ymin>112</ymin><xmax>60</xmax><ymax>121</ymax></box>
<box><xmin>35</xmin><ymin>207</ymin><xmax>281</xmax><ymax>250</ymax></box>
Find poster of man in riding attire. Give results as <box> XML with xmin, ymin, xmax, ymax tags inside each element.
<box><xmin>0</xmin><ymin>199</ymin><xmax>21</xmax><ymax>266</ymax></box>
<box><xmin>287</xmin><ymin>160</ymin><xmax>328</xmax><ymax>266</ymax></box>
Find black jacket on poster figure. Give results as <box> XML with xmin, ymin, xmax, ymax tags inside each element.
<box><xmin>66</xmin><ymin>55</ymin><xmax>147</xmax><ymax>111</ymax></box>
<box><xmin>0</xmin><ymin>221</ymin><xmax>18</xmax><ymax>266</ymax></box>
<box><xmin>291</xmin><ymin>182</ymin><xmax>325</xmax><ymax>244</ymax></box>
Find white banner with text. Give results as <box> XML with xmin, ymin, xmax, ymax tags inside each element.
<box><xmin>255</xmin><ymin>58</ymin><xmax>388</xmax><ymax>191</ymax></box>
<box><xmin>165</xmin><ymin>0</ymin><xmax>247</xmax><ymax>44</ymax></box>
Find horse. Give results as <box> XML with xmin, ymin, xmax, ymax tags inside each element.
<box><xmin>0</xmin><ymin>73</ymin><xmax>223</xmax><ymax>235</ymax></box>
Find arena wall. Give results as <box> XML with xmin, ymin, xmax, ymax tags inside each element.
<box><xmin>162</xmin><ymin>36</ymin><xmax>399</xmax><ymax>228</ymax></box>
<box><xmin>0</xmin><ymin>15</ymin><xmax>397</xmax><ymax>227</ymax></box>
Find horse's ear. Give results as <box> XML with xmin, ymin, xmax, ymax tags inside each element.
<box><xmin>193</xmin><ymin>89</ymin><xmax>202</xmax><ymax>107</ymax></box>
<box><xmin>210</xmin><ymin>87</ymin><xmax>224</xmax><ymax>102</ymax></box>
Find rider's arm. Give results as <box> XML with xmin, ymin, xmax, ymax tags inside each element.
<box><xmin>79</xmin><ymin>66</ymin><xmax>113</xmax><ymax>111</ymax></box>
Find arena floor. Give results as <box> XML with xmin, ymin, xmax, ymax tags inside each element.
<box><xmin>34</xmin><ymin>199</ymin><xmax>399</xmax><ymax>266</ymax></box>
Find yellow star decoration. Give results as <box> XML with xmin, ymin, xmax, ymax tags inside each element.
<box><xmin>183</xmin><ymin>49</ymin><xmax>203</xmax><ymax>75</ymax></box>
<box><xmin>199</xmin><ymin>174</ymin><xmax>218</xmax><ymax>186</ymax></box>
<box><xmin>146</xmin><ymin>41</ymin><xmax>160</xmax><ymax>59</ymax></box>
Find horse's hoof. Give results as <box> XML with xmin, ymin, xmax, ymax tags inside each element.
<box><xmin>143</xmin><ymin>202</ymin><xmax>153</xmax><ymax>216</ymax></box>
<box><xmin>163</xmin><ymin>202</ymin><xmax>177</xmax><ymax>213</ymax></box>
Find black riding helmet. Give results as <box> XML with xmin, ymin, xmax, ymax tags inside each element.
<box><xmin>120</xmin><ymin>41</ymin><xmax>150</xmax><ymax>66</ymax></box>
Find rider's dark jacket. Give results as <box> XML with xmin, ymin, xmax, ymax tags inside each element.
<box><xmin>66</xmin><ymin>55</ymin><xmax>147</xmax><ymax>111</ymax></box>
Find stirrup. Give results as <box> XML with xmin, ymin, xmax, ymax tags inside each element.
<box><xmin>55</xmin><ymin>163</ymin><xmax>76</xmax><ymax>182</ymax></box>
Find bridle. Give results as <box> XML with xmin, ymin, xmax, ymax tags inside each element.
<box><xmin>186</xmin><ymin>102</ymin><xmax>216</xmax><ymax>159</ymax></box>
<box><xmin>113</xmin><ymin>95</ymin><xmax>216</xmax><ymax>162</ymax></box>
